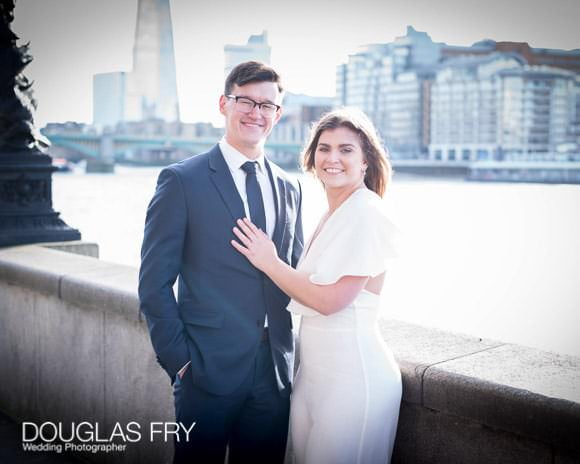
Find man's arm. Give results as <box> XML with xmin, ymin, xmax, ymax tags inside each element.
<box><xmin>138</xmin><ymin>167</ymin><xmax>190</xmax><ymax>380</ymax></box>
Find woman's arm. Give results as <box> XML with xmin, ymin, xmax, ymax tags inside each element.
<box><xmin>232</xmin><ymin>218</ymin><xmax>368</xmax><ymax>315</ymax></box>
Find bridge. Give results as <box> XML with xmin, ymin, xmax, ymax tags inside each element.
<box><xmin>45</xmin><ymin>132</ymin><xmax>580</xmax><ymax>183</ymax></box>
<box><xmin>45</xmin><ymin>132</ymin><xmax>303</xmax><ymax>161</ymax></box>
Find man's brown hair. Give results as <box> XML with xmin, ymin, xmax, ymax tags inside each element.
<box><xmin>224</xmin><ymin>61</ymin><xmax>284</xmax><ymax>96</ymax></box>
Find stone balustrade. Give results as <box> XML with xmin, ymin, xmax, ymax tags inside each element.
<box><xmin>0</xmin><ymin>245</ymin><xmax>578</xmax><ymax>463</ymax></box>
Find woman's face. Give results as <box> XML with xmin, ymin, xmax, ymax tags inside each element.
<box><xmin>314</xmin><ymin>126</ymin><xmax>367</xmax><ymax>194</ymax></box>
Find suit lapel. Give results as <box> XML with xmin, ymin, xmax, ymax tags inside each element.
<box><xmin>208</xmin><ymin>145</ymin><xmax>246</xmax><ymax>221</ymax></box>
<box><xmin>265</xmin><ymin>158</ymin><xmax>286</xmax><ymax>254</ymax></box>
<box><xmin>209</xmin><ymin>146</ymin><xmax>287</xmax><ymax>254</ymax></box>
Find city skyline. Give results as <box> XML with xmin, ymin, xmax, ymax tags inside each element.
<box><xmin>13</xmin><ymin>0</ymin><xmax>580</xmax><ymax>127</ymax></box>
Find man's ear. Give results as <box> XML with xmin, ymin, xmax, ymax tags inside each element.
<box><xmin>219</xmin><ymin>95</ymin><xmax>227</xmax><ymax>115</ymax></box>
<box><xmin>272</xmin><ymin>106</ymin><xmax>283</xmax><ymax>125</ymax></box>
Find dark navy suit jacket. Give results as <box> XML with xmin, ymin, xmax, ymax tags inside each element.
<box><xmin>138</xmin><ymin>144</ymin><xmax>303</xmax><ymax>396</ymax></box>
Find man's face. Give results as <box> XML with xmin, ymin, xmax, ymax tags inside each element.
<box><xmin>219</xmin><ymin>81</ymin><xmax>283</xmax><ymax>157</ymax></box>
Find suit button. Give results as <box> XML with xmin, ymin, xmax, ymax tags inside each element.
<box><xmin>256</xmin><ymin>320</ymin><xmax>261</xmax><ymax>327</ymax></box>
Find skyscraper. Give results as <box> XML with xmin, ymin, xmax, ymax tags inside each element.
<box><xmin>336</xmin><ymin>27</ymin><xmax>441</xmax><ymax>158</ymax></box>
<box><xmin>224</xmin><ymin>31</ymin><xmax>271</xmax><ymax>76</ymax></box>
<box><xmin>336</xmin><ymin>26</ymin><xmax>580</xmax><ymax>160</ymax></box>
<box><xmin>93</xmin><ymin>72</ymin><xmax>127</xmax><ymax>127</ymax></box>
<box><xmin>93</xmin><ymin>0</ymin><xmax>180</xmax><ymax>126</ymax></box>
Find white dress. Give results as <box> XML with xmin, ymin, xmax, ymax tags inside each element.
<box><xmin>287</xmin><ymin>188</ymin><xmax>402</xmax><ymax>464</ymax></box>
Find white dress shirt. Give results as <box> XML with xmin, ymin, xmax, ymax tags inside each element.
<box><xmin>220</xmin><ymin>138</ymin><xmax>275</xmax><ymax>330</ymax></box>
<box><xmin>219</xmin><ymin>138</ymin><xmax>276</xmax><ymax>238</ymax></box>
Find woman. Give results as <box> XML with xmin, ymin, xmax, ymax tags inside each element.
<box><xmin>231</xmin><ymin>108</ymin><xmax>402</xmax><ymax>464</ymax></box>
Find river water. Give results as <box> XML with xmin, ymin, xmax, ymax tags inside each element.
<box><xmin>52</xmin><ymin>166</ymin><xmax>580</xmax><ymax>357</ymax></box>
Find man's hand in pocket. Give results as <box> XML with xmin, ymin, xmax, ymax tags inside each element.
<box><xmin>178</xmin><ymin>361</ymin><xmax>191</xmax><ymax>379</ymax></box>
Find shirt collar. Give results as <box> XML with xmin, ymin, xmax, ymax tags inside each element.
<box><xmin>219</xmin><ymin>138</ymin><xmax>266</xmax><ymax>174</ymax></box>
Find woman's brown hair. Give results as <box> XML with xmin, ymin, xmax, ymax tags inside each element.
<box><xmin>302</xmin><ymin>108</ymin><xmax>392</xmax><ymax>197</ymax></box>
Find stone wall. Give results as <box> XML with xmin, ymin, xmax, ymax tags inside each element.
<box><xmin>0</xmin><ymin>245</ymin><xmax>578</xmax><ymax>463</ymax></box>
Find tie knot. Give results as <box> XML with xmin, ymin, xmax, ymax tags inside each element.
<box><xmin>241</xmin><ymin>161</ymin><xmax>258</xmax><ymax>175</ymax></box>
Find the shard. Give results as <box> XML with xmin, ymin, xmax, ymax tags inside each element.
<box><xmin>93</xmin><ymin>0</ymin><xmax>180</xmax><ymax>125</ymax></box>
<box><xmin>125</xmin><ymin>0</ymin><xmax>180</xmax><ymax>122</ymax></box>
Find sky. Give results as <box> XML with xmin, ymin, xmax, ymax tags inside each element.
<box><xmin>12</xmin><ymin>0</ymin><xmax>580</xmax><ymax>127</ymax></box>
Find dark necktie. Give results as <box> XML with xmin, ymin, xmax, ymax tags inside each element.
<box><xmin>241</xmin><ymin>161</ymin><xmax>267</xmax><ymax>233</ymax></box>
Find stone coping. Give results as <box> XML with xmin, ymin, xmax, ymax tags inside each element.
<box><xmin>1</xmin><ymin>245</ymin><xmax>579</xmax><ymax>453</ymax></box>
<box><xmin>40</xmin><ymin>240</ymin><xmax>100</xmax><ymax>258</ymax></box>
<box><xmin>0</xmin><ymin>245</ymin><xmax>140</xmax><ymax>322</ymax></box>
<box><xmin>379</xmin><ymin>319</ymin><xmax>580</xmax><ymax>453</ymax></box>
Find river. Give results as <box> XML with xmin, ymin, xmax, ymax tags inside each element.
<box><xmin>52</xmin><ymin>166</ymin><xmax>580</xmax><ymax>357</ymax></box>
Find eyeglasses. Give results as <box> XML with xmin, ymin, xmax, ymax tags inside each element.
<box><xmin>225</xmin><ymin>95</ymin><xmax>281</xmax><ymax>117</ymax></box>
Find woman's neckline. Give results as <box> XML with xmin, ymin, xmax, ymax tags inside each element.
<box><xmin>303</xmin><ymin>187</ymin><xmax>369</xmax><ymax>259</ymax></box>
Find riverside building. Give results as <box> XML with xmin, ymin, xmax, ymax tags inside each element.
<box><xmin>224</xmin><ymin>31</ymin><xmax>271</xmax><ymax>77</ymax></box>
<box><xmin>336</xmin><ymin>27</ymin><xmax>439</xmax><ymax>159</ymax></box>
<box><xmin>336</xmin><ymin>26</ymin><xmax>580</xmax><ymax>161</ymax></box>
<box><xmin>429</xmin><ymin>54</ymin><xmax>580</xmax><ymax>162</ymax></box>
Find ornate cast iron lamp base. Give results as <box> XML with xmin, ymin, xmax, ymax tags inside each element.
<box><xmin>0</xmin><ymin>152</ymin><xmax>80</xmax><ymax>247</ymax></box>
<box><xmin>0</xmin><ymin>1</ymin><xmax>81</xmax><ymax>247</ymax></box>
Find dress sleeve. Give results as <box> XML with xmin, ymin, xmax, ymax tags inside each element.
<box><xmin>308</xmin><ymin>198</ymin><xmax>400</xmax><ymax>286</ymax></box>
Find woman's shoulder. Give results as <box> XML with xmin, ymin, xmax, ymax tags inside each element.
<box><xmin>338</xmin><ymin>189</ymin><xmax>399</xmax><ymax>241</ymax></box>
<box><xmin>344</xmin><ymin>188</ymin><xmax>389</xmax><ymax>221</ymax></box>
<box><xmin>347</xmin><ymin>187</ymin><xmax>382</xmax><ymax>205</ymax></box>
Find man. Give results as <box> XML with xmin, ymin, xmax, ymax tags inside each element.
<box><xmin>138</xmin><ymin>61</ymin><xmax>303</xmax><ymax>464</ymax></box>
